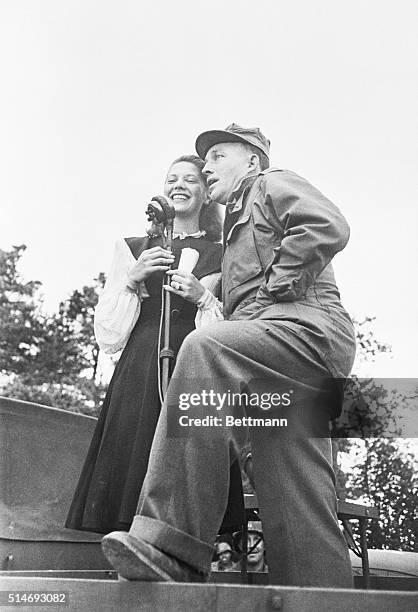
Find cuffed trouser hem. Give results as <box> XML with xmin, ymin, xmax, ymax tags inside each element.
<box><xmin>130</xmin><ymin>515</ymin><xmax>213</xmax><ymax>575</ymax></box>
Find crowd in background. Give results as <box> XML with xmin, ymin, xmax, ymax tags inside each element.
<box><xmin>211</xmin><ymin>521</ymin><xmax>268</xmax><ymax>574</ymax></box>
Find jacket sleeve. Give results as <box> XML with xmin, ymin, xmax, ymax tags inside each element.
<box><xmin>94</xmin><ymin>239</ymin><xmax>146</xmax><ymax>354</ymax></box>
<box><xmin>256</xmin><ymin>170</ymin><xmax>350</xmax><ymax>302</ymax></box>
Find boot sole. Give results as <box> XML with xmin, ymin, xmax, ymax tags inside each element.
<box><xmin>101</xmin><ymin>532</ymin><xmax>175</xmax><ymax>581</ymax></box>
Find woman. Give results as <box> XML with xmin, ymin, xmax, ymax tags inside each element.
<box><xmin>65</xmin><ymin>155</ymin><xmax>223</xmax><ymax>534</ymax></box>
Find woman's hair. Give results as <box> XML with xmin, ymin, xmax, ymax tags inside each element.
<box><xmin>170</xmin><ymin>153</ymin><xmax>205</xmax><ymax>173</ymax></box>
<box><xmin>169</xmin><ymin>155</ymin><xmax>223</xmax><ymax>243</ymax></box>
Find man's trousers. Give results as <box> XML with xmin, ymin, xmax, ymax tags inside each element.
<box><xmin>129</xmin><ymin>319</ymin><xmax>354</xmax><ymax>587</ymax></box>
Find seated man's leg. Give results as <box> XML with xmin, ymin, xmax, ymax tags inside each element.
<box><xmin>103</xmin><ymin>319</ymin><xmax>352</xmax><ymax>586</ymax></box>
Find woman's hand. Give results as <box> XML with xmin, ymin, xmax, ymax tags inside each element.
<box><xmin>164</xmin><ymin>269</ymin><xmax>205</xmax><ymax>304</ymax></box>
<box><xmin>127</xmin><ymin>247</ymin><xmax>175</xmax><ymax>284</ymax></box>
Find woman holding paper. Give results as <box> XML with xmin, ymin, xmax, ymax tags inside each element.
<box><xmin>66</xmin><ymin>155</ymin><xmax>223</xmax><ymax>534</ymax></box>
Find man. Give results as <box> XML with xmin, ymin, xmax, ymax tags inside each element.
<box><xmin>211</xmin><ymin>541</ymin><xmax>237</xmax><ymax>572</ymax></box>
<box><xmin>102</xmin><ymin>123</ymin><xmax>356</xmax><ymax>587</ymax></box>
<box><xmin>234</xmin><ymin>521</ymin><xmax>268</xmax><ymax>573</ymax></box>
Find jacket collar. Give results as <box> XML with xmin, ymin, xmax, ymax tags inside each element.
<box><xmin>226</xmin><ymin>173</ymin><xmax>259</xmax><ymax>213</ymax></box>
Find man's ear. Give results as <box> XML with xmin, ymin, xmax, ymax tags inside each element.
<box><xmin>248</xmin><ymin>153</ymin><xmax>261</xmax><ymax>172</ymax></box>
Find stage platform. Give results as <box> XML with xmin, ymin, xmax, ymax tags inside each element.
<box><xmin>0</xmin><ymin>576</ymin><xmax>416</xmax><ymax>612</ymax></box>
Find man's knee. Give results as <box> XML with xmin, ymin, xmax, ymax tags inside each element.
<box><xmin>175</xmin><ymin>323</ymin><xmax>236</xmax><ymax>370</ymax></box>
<box><xmin>181</xmin><ymin>322</ymin><xmax>226</xmax><ymax>351</ymax></box>
<box><xmin>175</xmin><ymin>329</ymin><xmax>211</xmax><ymax>364</ymax></box>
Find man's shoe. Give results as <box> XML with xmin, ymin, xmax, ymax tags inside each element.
<box><xmin>101</xmin><ymin>531</ymin><xmax>208</xmax><ymax>582</ymax></box>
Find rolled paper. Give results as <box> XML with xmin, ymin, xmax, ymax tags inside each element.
<box><xmin>178</xmin><ymin>247</ymin><xmax>200</xmax><ymax>273</ymax></box>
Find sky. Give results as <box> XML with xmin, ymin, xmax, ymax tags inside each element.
<box><xmin>1</xmin><ymin>0</ymin><xmax>417</xmax><ymax>379</ymax></box>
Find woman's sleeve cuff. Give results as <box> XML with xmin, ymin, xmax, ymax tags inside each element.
<box><xmin>126</xmin><ymin>278</ymin><xmax>150</xmax><ymax>300</ymax></box>
<box><xmin>196</xmin><ymin>288</ymin><xmax>216</xmax><ymax>310</ymax></box>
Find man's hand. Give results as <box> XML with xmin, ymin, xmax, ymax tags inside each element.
<box><xmin>164</xmin><ymin>269</ymin><xmax>205</xmax><ymax>304</ymax></box>
<box><xmin>127</xmin><ymin>247</ymin><xmax>175</xmax><ymax>284</ymax></box>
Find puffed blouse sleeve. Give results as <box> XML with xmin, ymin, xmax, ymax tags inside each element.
<box><xmin>194</xmin><ymin>272</ymin><xmax>224</xmax><ymax>328</ymax></box>
<box><xmin>94</xmin><ymin>239</ymin><xmax>148</xmax><ymax>354</ymax></box>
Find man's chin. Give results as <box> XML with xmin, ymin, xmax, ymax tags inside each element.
<box><xmin>213</xmin><ymin>192</ymin><xmax>228</xmax><ymax>206</ymax></box>
<box><xmin>208</xmin><ymin>185</ymin><xmax>224</xmax><ymax>204</ymax></box>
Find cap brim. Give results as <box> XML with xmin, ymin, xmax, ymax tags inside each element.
<box><xmin>195</xmin><ymin>130</ymin><xmax>250</xmax><ymax>159</ymax></box>
<box><xmin>233</xmin><ymin>530</ymin><xmax>263</xmax><ymax>539</ymax></box>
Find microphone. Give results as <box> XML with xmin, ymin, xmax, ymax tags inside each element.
<box><xmin>146</xmin><ymin>195</ymin><xmax>175</xmax><ymax>250</ymax></box>
<box><xmin>146</xmin><ymin>195</ymin><xmax>175</xmax><ymax>225</ymax></box>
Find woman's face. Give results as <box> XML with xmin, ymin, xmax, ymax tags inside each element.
<box><xmin>164</xmin><ymin>161</ymin><xmax>207</xmax><ymax>223</ymax></box>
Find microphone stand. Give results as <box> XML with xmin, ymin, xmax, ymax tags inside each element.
<box><xmin>146</xmin><ymin>196</ymin><xmax>175</xmax><ymax>399</ymax></box>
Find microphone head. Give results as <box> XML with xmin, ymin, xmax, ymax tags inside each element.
<box><xmin>146</xmin><ymin>196</ymin><xmax>175</xmax><ymax>224</ymax></box>
<box><xmin>152</xmin><ymin>195</ymin><xmax>175</xmax><ymax>220</ymax></box>
<box><xmin>146</xmin><ymin>201</ymin><xmax>165</xmax><ymax>224</ymax></box>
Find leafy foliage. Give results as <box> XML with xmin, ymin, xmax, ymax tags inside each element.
<box><xmin>331</xmin><ymin>317</ymin><xmax>417</xmax><ymax>551</ymax></box>
<box><xmin>332</xmin><ymin>376</ymin><xmax>412</xmax><ymax>439</ymax></box>
<box><xmin>352</xmin><ymin>316</ymin><xmax>391</xmax><ymax>362</ymax></box>
<box><xmin>61</xmin><ymin>273</ymin><xmax>106</xmax><ymax>382</ymax></box>
<box><xmin>0</xmin><ymin>245</ymin><xmax>44</xmax><ymax>376</ymax></box>
<box><xmin>348</xmin><ymin>439</ymin><xmax>417</xmax><ymax>551</ymax></box>
<box><xmin>0</xmin><ymin>245</ymin><xmax>106</xmax><ymax>414</ymax></box>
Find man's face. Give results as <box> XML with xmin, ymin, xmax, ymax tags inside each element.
<box><xmin>219</xmin><ymin>550</ymin><xmax>232</xmax><ymax>563</ymax></box>
<box><xmin>247</xmin><ymin>532</ymin><xmax>264</xmax><ymax>566</ymax></box>
<box><xmin>203</xmin><ymin>142</ymin><xmax>253</xmax><ymax>205</ymax></box>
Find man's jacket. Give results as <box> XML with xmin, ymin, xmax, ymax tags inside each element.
<box><xmin>221</xmin><ymin>168</ymin><xmax>355</xmax><ymax>377</ymax></box>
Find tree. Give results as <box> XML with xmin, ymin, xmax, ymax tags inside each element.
<box><xmin>352</xmin><ymin>315</ymin><xmax>391</xmax><ymax>362</ymax></box>
<box><xmin>349</xmin><ymin>439</ymin><xmax>417</xmax><ymax>551</ymax></box>
<box><xmin>331</xmin><ymin>317</ymin><xmax>417</xmax><ymax>551</ymax></box>
<box><xmin>56</xmin><ymin>274</ymin><xmax>107</xmax><ymax>411</ymax></box>
<box><xmin>61</xmin><ymin>273</ymin><xmax>106</xmax><ymax>383</ymax></box>
<box><xmin>0</xmin><ymin>245</ymin><xmax>106</xmax><ymax>415</ymax></box>
<box><xmin>331</xmin><ymin>317</ymin><xmax>395</xmax><ymax>500</ymax></box>
<box><xmin>0</xmin><ymin>245</ymin><xmax>45</xmax><ymax>376</ymax></box>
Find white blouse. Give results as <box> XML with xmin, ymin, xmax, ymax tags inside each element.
<box><xmin>94</xmin><ymin>238</ymin><xmax>224</xmax><ymax>354</ymax></box>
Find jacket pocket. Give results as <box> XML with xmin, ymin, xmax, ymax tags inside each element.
<box><xmin>223</xmin><ymin>214</ymin><xmax>264</xmax><ymax>295</ymax></box>
<box><xmin>222</xmin><ymin>213</ymin><xmax>264</xmax><ymax>316</ymax></box>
